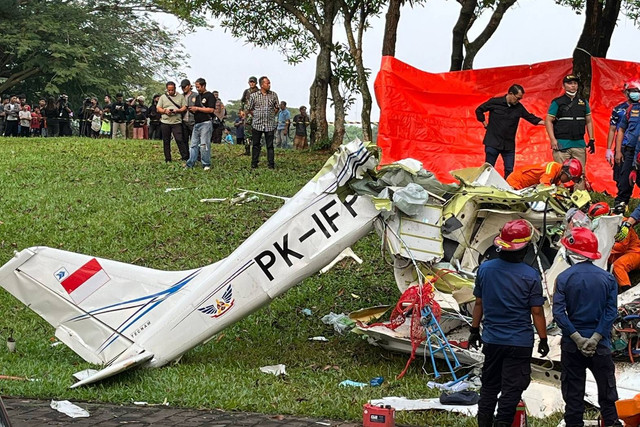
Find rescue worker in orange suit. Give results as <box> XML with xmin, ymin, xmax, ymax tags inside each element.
<box><xmin>468</xmin><ymin>219</ymin><xmax>548</xmax><ymax>427</ymax></box>
<box><xmin>613</xmin><ymin>80</ymin><xmax>640</xmax><ymax>214</ymax></box>
<box><xmin>553</xmin><ymin>227</ymin><xmax>620</xmax><ymax>427</ymax></box>
<box><xmin>589</xmin><ymin>202</ymin><xmax>640</xmax><ymax>293</ymax></box>
<box><xmin>506</xmin><ymin>158</ymin><xmax>582</xmax><ymax>190</ymax></box>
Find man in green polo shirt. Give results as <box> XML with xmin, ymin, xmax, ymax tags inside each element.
<box><xmin>156</xmin><ymin>81</ymin><xmax>188</xmax><ymax>163</ymax></box>
<box><xmin>545</xmin><ymin>74</ymin><xmax>595</xmax><ymax>190</ymax></box>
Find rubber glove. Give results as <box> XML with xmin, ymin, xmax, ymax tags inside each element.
<box><xmin>587</xmin><ymin>139</ymin><xmax>595</xmax><ymax>154</ymax></box>
<box><xmin>616</xmin><ymin>221</ymin><xmax>632</xmax><ymax>242</ymax></box>
<box><xmin>606</xmin><ymin>149</ymin><xmax>614</xmax><ymax>165</ymax></box>
<box><xmin>581</xmin><ymin>332</ymin><xmax>602</xmax><ymax>357</ymax></box>
<box><xmin>537</xmin><ymin>337</ymin><xmax>549</xmax><ymax>357</ymax></box>
<box><xmin>468</xmin><ymin>327</ymin><xmax>481</xmax><ymax>350</ymax></box>
<box><xmin>570</xmin><ymin>331</ymin><xmax>588</xmax><ymax>349</ymax></box>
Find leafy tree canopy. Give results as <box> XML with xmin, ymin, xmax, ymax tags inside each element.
<box><xmin>0</xmin><ymin>0</ymin><xmax>204</xmax><ymax>105</ymax></box>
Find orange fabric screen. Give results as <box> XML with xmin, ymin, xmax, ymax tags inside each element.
<box><xmin>374</xmin><ymin>56</ymin><xmax>640</xmax><ymax>195</ymax></box>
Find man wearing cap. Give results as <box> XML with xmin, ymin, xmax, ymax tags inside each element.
<box><xmin>475</xmin><ymin>84</ymin><xmax>544</xmax><ymax>179</ymax></box>
<box><xmin>181</xmin><ymin>79</ymin><xmax>196</xmax><ymax>144</ymax></box>
<box><xmin>553</xmin><ymin>227</ymin><xmax>619</xmax><ymax>427</ymax></box>
<box><xmin>469</xmin><ymin>219</ymin><xmax>548</xmax><ymax>427</ymax></box>
<box><xmin>241</xmin><ymin>76</ymin><xmax>259</xmax><ymax>155</ymax></box>
<box><xmin>545</xmin><ymin>74</ymin><xmax>595</xmax><ymax>190</ymax></box>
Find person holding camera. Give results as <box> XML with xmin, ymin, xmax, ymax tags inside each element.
<box><xmin>157</xmin><ymin>81</ymin><xmax>188</xmax><ymax>162</ymax></box>
<box><xmin>110</xmin><ymin>93</ymin><xmax>128</xmax><ymax>139</ymax></box>
<box><xmin>57</xmin><ymin>94</ymin><xmax>73</xmax><ymax>136</ymax></box>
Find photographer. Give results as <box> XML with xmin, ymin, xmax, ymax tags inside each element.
<box><xmin>156</xmin><ymin>81</ymin><xmax>188</xmax><ymax>162</ymax></box>
<box><xmin>58</xmin><ymin>94</ymin><xmax>73</xmax><ymax>136</ymax></box>
<box><xmin>111</xmin><ymin>93</ymin><xmax>128</xmax><ymax>139</ymax></box>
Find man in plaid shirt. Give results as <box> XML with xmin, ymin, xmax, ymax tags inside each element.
<box><xmin>248</xmin><ymin>76</ymin><xmax>279</xmax><ymax>169</ymax></box>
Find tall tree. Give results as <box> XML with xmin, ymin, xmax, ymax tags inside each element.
<box><xmin>338</xmin><ymin>0</ymin><xmax>384</xmax><ymax>142</ymax></box>
<box><xmin>199</xmin><ymin>0</ymin><xmax>338</xmax><ymax>146</ymax></box>
<box><xmin>449</xmin><ymin>0</ymin><xmax>518</xmax><ymax>71</ymax></box>
<box><xmin>0</xmin><ymin>0</ymin><xmax>200</xmax><ymax>100</ymax></box>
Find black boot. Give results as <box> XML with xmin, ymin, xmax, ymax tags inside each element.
<box><xmin>477</xmin><ymin>412</ymin><xmax>493</xmax><ymax>427</ymax></box>
<box><xmin>492</xmin><ymin>421</ymin><xmax>511</xmax><ymax>427</ymax></box>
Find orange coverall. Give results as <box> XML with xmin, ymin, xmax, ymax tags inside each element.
<box><xmin>506</xmin><ymin>161</ymin><xmax>563</xmax><ymax>190</ymax></box>
<box><xmin>609</xmin><ymin>220</ymin><xmax>640</xmax><ymax>289</ymax></box>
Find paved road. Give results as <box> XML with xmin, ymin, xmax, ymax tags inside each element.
<box><xmin>3</xmin><ymin>398</ymin><xmax>365</xmax><ymax>426</ymax></box>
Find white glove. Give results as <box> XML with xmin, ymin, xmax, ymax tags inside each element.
<box><xmin>606</xmin><ymin>149</ymin><xmax>614</xmax><ymax>164</ymax></box>
<box><xmin>570</xmin><ymin>331</ymin><xmax>588</xmax><ymax>349</ymax></box>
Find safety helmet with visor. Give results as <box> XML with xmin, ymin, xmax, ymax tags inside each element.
<box><xmin>587</xmin><ymin>202</ymin><xmax>610</xmax><ymax>218</ymax></box>
<box><xmin>560</xmin><ymin>227</ymin><xmax>601</xmax><ymax>260</ymax></box>
<box><xmin>494</xmin><ymin>219</ymin><xmax>535</xmax><ymax>251</ymax></box>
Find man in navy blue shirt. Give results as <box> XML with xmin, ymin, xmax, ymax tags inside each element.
<box><xmin>553</xmin><ymin>227</ymin><xmax>619</xmax><ymax>427</ymax></box>
<box><xmin>469</xmin><ymin>219</ymin><xmax>548</xmax><ymax>427</ymax></box>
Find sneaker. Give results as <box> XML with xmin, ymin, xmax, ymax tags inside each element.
<box><xmin>203</xmin><ymin>166</ymin><xmax>210</xmax><ymax>171</ymax></box>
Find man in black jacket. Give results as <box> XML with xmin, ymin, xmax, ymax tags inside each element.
<box><xmin>476</xmin><ymin>84</ymin><xmax>544</xmax><ymax>179</ymax></box>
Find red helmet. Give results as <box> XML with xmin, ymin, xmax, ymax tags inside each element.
<box><xmin>587</xmin><ymin>202</ymin><xmax>610</xmax><ymax>218</ymax></box>
<box><xmin>624</xmin><ymin>80</ymin><xmax>640</xmax><ymax>91</ymax></box>
<box><xmin>561</xmin><ymin>227</ymin><xmax>601</xmax><ymax>260</ymax></box>
<box><xmin>494</xmin><ymin>219</ymin><xmax>534</xmax><ymax>251</ymax></box>
<box><xmin>561</xmin><ymin>158</ymin><xmax>583</xmax><ymax>181</ymax></box>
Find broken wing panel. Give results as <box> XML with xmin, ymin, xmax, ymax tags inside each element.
<box><xmin>0</xmin><ymin>246</ymin><xmax>207</xmax><ymax>364</ymax></box>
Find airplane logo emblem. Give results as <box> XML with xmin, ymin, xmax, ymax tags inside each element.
<box><xmin>198</xmin><ymin>285</ymin><xmax>234</xmax><ymax>318</ymax></box>
<box><xmin>54</xmin><ymin>267</ymin><xmax>69</xmax><ymax>282</ymax></box>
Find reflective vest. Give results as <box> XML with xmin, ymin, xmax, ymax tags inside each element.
<box><xmin>552</xmin><ymin>94</ymin><xmax>587</xmax><ymax>140</ymax></box>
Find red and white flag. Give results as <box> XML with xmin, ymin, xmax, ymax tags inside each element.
<box><xmin>61</xmin><ymin>258</ymin><xmax>110</xmax><ymax>303</ymax></box>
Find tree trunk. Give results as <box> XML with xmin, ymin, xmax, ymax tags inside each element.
<box><xmin>309</xmin><ymin>45</ymin><xmax>331</xmax><ymax>146</ymax></box>
<box><xmin>329</xmin><ymin>73</ymin><xmax>346</xmax><ymax>151</ymax></box>
<box><xmin>450</xmin><ymin>0</ymin><xmax>477</xmax><ymax>71</ymax></box>
<box><xmin>382</xmin><ymin>0</ymin><xmax>402</xmax><ymax>56</ymax></box>
<box><xmin>571</xmin><ymin>0</ymin><xmax>621</xmax><ymax>100</ymax></box>
<box><xmin>343</xmin><ymin>8</ymin><xmax>372</xmax><ymax>141</ymax></box>
<box><xmin>461</xmin><ymin>0</ymin><xmax>516</xmax><ymax>70</ymax></box>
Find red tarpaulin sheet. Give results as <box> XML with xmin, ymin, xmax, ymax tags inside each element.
<box><xmin>375</xmin><ymin>56</ymin><xmax>640</xmax><ymax>195</ymax></box>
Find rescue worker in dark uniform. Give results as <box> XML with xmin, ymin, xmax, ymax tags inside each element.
<box><xmin>545</xmin><ymin>74</ymin><xmax>595</xmax><ymax>191</ymax></box>
<box><xmin>613</xmin><ymin>80</ymin><xmax>640</xmax><ymax>214</ymax></box>
<box><xmin>469</xmin><ymin>219</ymin><xmax>549</xmax><ymax>427</ymax></box>
<box><xmin>553</xmin><ymin>227</ymin><xmax>620</xmax><ymax>427</ymax></box>
<box><xmin>606</xmin><ymin>83</ymin><xmax>633</xmax><ymax>177</ymax></box>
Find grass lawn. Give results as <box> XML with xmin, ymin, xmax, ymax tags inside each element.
<box><xmin>0</xmin><ymin>136</ymin><xmax>565</xmax><ymax>426</ymax></box>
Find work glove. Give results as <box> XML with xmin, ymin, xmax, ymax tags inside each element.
<box><xmin>630</xmin><ymin>170</ymin><xmax>638</xmax><ymax>187</ymax></box>
<box><xmin>537</xmin><ymin>337</ymin><xmax>549</xmax><ymax>357</ymax></box>
<box><xmin>587</xmin><ymin>139</ymin><xmax>596</xmax><ymax>154</ymax></box>
<box><xmin>616</xmin><ymin>221</ymin><xmax>632</xmax><ymax>242</ymax></box>
<box><xmin>468</xmin><ymin>327</ymin><xmax>481</xmax><ymax>350</ymax></box>
<box><xmin>581</xmin><ymin>332</ymin><xmax>603</xmax><ymax>357</ymax></box>
<box><xmin>570</xmin><ymin>332</ymin><xmax>588</xmax><ymax>349</ymax></box>
<box><xmin>606</xmin><ymin>149</ymin><xmax>615</xmax><ymax>165</ymax></box>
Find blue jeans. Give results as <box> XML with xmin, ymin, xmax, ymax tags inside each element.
<box><xmin>485</xmin><ymin>146</ymin><xmax>515</xmax><ymax>179</ymax></box>
<box><xmin>186</xmin><ymin>121</ymin><xmax>213</xmax><ymax>168</ymax></box>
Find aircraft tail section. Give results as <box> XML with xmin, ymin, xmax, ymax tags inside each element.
<box><xmin>0</xmin><ymin>247</ymin><xmax>208</xmax><ymax>365</ymax></box>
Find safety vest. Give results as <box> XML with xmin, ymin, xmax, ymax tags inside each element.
<box><xmin>552</xmin><ymin>94</ymin><xmax>587</xmax><ymax>140</ymax></box>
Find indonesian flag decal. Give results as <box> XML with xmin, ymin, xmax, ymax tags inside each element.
<box><xmin>61</xmin><ymin>258</ymin><xmax>111</xmax><ymax>303</ymax></box>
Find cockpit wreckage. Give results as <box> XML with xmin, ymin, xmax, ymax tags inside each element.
<box><xmin>1</xmin><ymin>140</ymin><xmax>639</xmax><ymax>418</ymax></box>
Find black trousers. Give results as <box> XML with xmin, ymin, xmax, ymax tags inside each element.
<box><xmin>3</xmin><ymin>120</ymin><xmax>18</xmax><ymax>137</ymax></box>
<box><xmin>161</xmin><ymin>123</ymin><xmax>188</xmax><ymax>162</ymax></box>
<box><xmin>561</xmin><ymin>344</ymin><xmax>618</xmax><ymax>427</ymax></box>
<box><xmin>47</xmin><ymin>119</ymin><xmax>59</xmax><ymax>137</ymax></box>
<box><xmin>251</xmin><ymin>129</ymin><xmax>275</xmax><ymax>168</ymax></box>
<box><xmin>614</xmin><ymin>145</ymin><xmax>637</xmax><ymax>205</ymax></box>
<box><xmin>149</xmin><ymin>122</ymin><xmax>162</xmax><ymax>140</ymax></box>
<box><xmin>478</xmin><ymin>343</ymin><xmax>531</xmax><ymax>423</ymax></box>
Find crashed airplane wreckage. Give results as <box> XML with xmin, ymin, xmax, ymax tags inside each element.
<box><xmin>0</xmin><ymin>139</ymin><xmax>638</xmax><ymax>407</ymax></box>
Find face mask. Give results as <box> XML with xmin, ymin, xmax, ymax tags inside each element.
<box><xmin>565</xmin><ymin>90</ymin><xmax>577</xmax><ymax>97</ymax></box>
<box><xmin>630</xmin><ymin>92</ymin><xmax>640</xmax><ymax>102</ymax></box>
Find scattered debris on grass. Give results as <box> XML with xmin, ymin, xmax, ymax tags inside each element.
<box><xmin>50</xmin><ymin>400</ymin><xmax>90</xmax><ymax>418</ymax></box>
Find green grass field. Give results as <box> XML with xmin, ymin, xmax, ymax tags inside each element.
<box><xmin>0</xmin><ymin>136</ymin><xmax>565</xmax><ymax>426</ymax></box>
